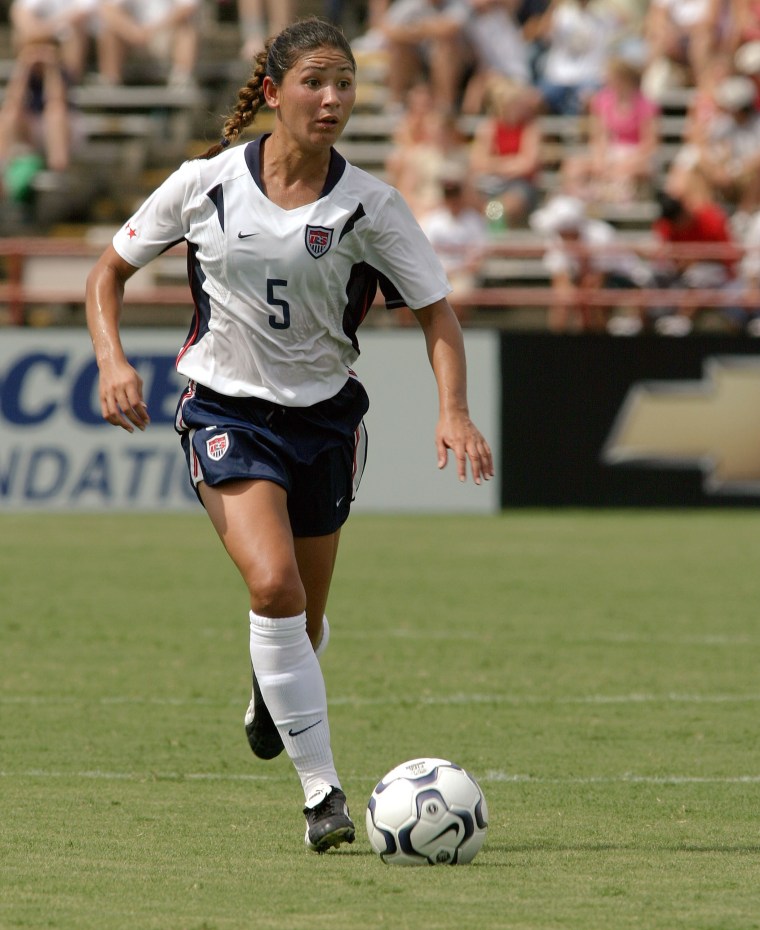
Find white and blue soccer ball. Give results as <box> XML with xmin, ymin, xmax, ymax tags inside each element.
<box><xmin>366</xmin><ymin>757</ymin><xmax>488</xmax><ymax>865</ymax></box>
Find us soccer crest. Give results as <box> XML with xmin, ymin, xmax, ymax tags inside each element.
<box><xmin>305</xmin><ymin>225</ymin><xmax>333</xmax><ymax>259</ymax></box>
<box><xmin>206</xmin><ymin>432</ymin><xmax>230</xmax><ymax>461</ymax></box>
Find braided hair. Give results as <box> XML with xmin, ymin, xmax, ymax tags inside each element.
<box><xmin>198</xmin><ymin>17</ymin><xmax>356</xmax><ymax>160</ymax></box>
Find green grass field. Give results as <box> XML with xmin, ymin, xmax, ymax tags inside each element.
<box><xmin>2</xmin><ymin>510</ymin><xmax>760</xmax><ymax>930</ymax></box>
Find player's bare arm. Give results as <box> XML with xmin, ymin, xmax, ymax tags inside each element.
<box><xmin>85</xmin><ymin>245</ymin><xmax>150</xmax><ymax>433</ymax></box>
<box><xmin>414</xmin><ymin>298</ymin><xmax>494</xmax><ymax>485</ymax></box>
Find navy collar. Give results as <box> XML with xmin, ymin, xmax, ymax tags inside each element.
<box><xmin>244</xmin><ymin>134</ymin><xmax>347</xmax><ymax>199</ymax></box>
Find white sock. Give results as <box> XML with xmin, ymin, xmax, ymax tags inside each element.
<box><xmin>314</xmin><ymin>614</ymin><xmax>330</xmax><ymax>659</ymax></box>
<box><xmin>248</xmin><ymin>610</ymin><xmax>340</xmax><ymax>801</ymax></box>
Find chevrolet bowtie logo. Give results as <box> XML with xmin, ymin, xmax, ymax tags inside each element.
<box><xmin>603</xmin><ymin>357</ymin><xmax>760</xmax><ymax>495</ymax></box>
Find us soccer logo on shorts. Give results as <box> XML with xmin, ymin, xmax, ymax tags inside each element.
<box><xmin>206</xmin><ymin>432</ymin><xmax>230</xmax><ymax>461</ymax></box>
<box><xmin>305</xmin><ymin>225</ymin><xmax>333</xmax><ymax>259</ymax></box>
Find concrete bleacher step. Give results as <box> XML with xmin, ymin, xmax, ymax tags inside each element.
<box><xmin>591</xmin><ymin>200</ymin><xmax>660</xmax><ymax>225</ymax></box>
<box><xmin>71</xmin><ymin>82</ymin><xmax>207</xmax><ymax>110</ymax></box>
<box><xmin>481</xmin><ymin>256</ymin><xmax>550</xmax><ymax>287</ymax></box>
<box><xmin>79</xmin><ymin>112</ymin><xmax>155</xmax><ymax>138</ymax></box>
<box><xmin>344</xmin><ymin>112</ymin><xmax>400</xmax><ymax>138</ymax></box>
<box><xmin>657</xmin><ymin>86</ymin><xmax>695</xmax><ymax>113</ymax></box>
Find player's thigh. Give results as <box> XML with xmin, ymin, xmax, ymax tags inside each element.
<box><xmin>199</xmin><ymin>478</ymin><xmax>305</xmax><ymax>613</ymax></box>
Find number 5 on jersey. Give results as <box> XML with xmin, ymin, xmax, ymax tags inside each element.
<box><xmin>267</xmin><ymin>278</ymin><xmax>290</xmax><ymax>330</ymax></box>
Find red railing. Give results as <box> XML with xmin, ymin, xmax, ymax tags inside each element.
<box><xmin>1</xmin><ymin>236</ymin><xmax>759</xmax><ymax>326</ymax></box>
<box><xmin>0</xmin><ymin>238</ymin><xmax>189</xmax><ymax>325</ymax></box>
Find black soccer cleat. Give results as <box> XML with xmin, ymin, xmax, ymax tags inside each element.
<box><xmin>244</xmin><ymin>669</ymin><xmax>284</xmax><ymax>760</ymax></box>
<box><xmin>303</xmin><ymin>787</ymin><xmax>356</xmax><ymax>853</ymax></box>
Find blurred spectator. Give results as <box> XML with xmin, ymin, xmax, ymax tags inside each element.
<box><xmin>664</xmin><ymin>50</ymin><xmax>733</xmax><ymax>203</ymax></box>
<box><xmin>561</xmin><ymin>55</ymin><xmax>659</xmax><ymax>203</ymax></box>
<box><xmin>650</xmin><ymin>190</ymin><xmax>742</xmax><ymax>335</ymax></box>
<box><xmin>419</xmin><ymin>165</ymin><xmax>489</xmax><ymax>321</ymax></box>
<box><xmin>378</xmin><ymin>0</ymin><xmax>471</xmax><ymax>112</ymax></box>
<box><xmin>725</xmin><ymin>0</ymin><xmax>760</xmax><ymax>53</ymax></box>
<box><xmin>735</xmin><ymin>207</ymin><xmax>760</xmax><ymax>334</ymax></box>
<box><xmin>237</xmin><ymin>0</ymin><xmax>293</xmax><ymax>60</ymax></box>
<box><xmin>459</xmin><ymin>0</ymin><xmax>531</xmax><ymax>113</ymax></box>
<box><xmin>10</xmin><ymin>0</ymin><xmax>96</xmax><ymax>83</ymax></box>
<box><xmin>734</xmin><ymin>39</ymin><xmax>760</xmax><ymax>108</ymax></box>
<box><xmin>519</xmin><ymin>0</ymin><xmax>644</xmax><ymax>84</ymax></box>
<box><xmin>529</xmin><ymin>193</ymin><xmax>654</xmax><ymax>333</ymax></box>
<box><xmin>469</xmin><ymin>76</ymin><xmax>541</xmax><ymax>228</ymax></box>
<box><xmin>385</xmin><ymin>81</ymin><xmax>470</xmax><ymax>217</ymax></box>
<box><xmin>642</xmin><ymin>0</ymin><xmax>724</xmax><ymax>100</ymax></box>
<box><xmin>96</xmin><ymin>0</ymin><xmax>202</xmax><ymax>87</ymax></box>
<box><xmin>515</xmin><ymin>0</ymin><xmax>551</xmax><ymax>81</ymax></box>
<box><xmin>693</xmin><ymin>75</ymin><xmax>760</xmax><ymax>215</ymax></box>
<box><xmin>324</xmin><ymin>0</ymin><xmax>389</xmax><ymax>41</ymax></box>
<box><xmin>604</xmin><ymin>0</ymin><xmax>648</xmax><ymax>56</ymax></box>
<box><xmin>0</xmin><ymin>38</ymin><xmax>81</xmax><ymax>203</ymax></box>
<box><xmin>679</xmin><ymin>50</ymin><xmax>734</xmax><ymax>147</ymax></box>
<box><xmin>533</xmin><ymin>0</ymin><xmax>622</xmax><ymax>116</ymax></box>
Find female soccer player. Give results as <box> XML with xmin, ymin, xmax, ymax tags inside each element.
<box><xmin>85</xmin><ymin>17</ymin><xmax>493</xmax><ymax>853</ymax></box>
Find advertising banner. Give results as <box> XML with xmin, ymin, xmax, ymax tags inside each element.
<box><xmin>0</xmin><ymin>330</ymin><xmax>194</xmax><ymax>510</ymax></box>
<box><xmin>0</xmin><ymin>329</ymin><xmax>501</xmax><ymax>513</ymax></box>
<box><xmin>500</xmin><ymin>333</ymin><xmax>760</xmax><ymax>507</ymax></box>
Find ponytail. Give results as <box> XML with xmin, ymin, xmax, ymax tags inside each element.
<box><xmin>197</xmin><ymin>47</ymin><xmax>269</xmax><ymax>159</ymax></box>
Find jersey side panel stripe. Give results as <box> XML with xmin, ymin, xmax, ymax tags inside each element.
<box><xmin>176</xmin><ymin>242</ymin><xmax>211</xmax><ymax>367</ymax></box>
<box><xmin>342</xmin><ymin>262</ymin><xmax>380</xmax><ymax>350</ymax></box>
<box><xmin>338</xmin><ymin>204</ymin><xmax>366</xmax><ymax>242</ymax></box>
<box><xmin>207</xmin><ymin>183</ymin><xmax>225</xmax><ymax>231</ymax></box>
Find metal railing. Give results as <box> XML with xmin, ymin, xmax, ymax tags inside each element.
<box><xmin>1</xmin><ymin>236</ymin><xmax>758</xmax><ymax>326</ymax></box>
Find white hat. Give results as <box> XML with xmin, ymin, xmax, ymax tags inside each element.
<box><xmin>714</xmin><ymin>75</ymin><xmax>757</xmax><ymax>111</ymax></box>
<box><xmin>735</xmin><ymin>41</ymin><xmax>760</xmax><ymax>76</ymax></box>
<box><xmin>530</xmin><ymin>196</ymin><xmax>586</xmax><ymax>235</ymax></box>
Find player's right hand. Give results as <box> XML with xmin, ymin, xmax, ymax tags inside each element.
<box><xmin>98</xmin><ymin>360</ymin><xmax>150</xmax><ymax>433</ymax></box>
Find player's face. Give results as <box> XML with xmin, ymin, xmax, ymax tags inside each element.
<box><xmin>266</xmin><ymin>47</ymin><xmax>356</xmax><ymax>151</ymax></box>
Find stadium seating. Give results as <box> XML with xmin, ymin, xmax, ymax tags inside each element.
<box><xmin>2</xmin><ymin>7</ymin><xmax>742</xmax><ymax>333</ymax></box>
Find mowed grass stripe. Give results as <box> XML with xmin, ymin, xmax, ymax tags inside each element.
<box><xmin>5</xmin><ymin>690</ymin><xmax>760</xmax><ymax>706</ymax></box>
<box><xmin>3</xmin><ymin>769</ymin><xmax>760</xmax><ymax>785</ymax></box>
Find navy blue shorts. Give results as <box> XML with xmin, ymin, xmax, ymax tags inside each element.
<box><xmin>175</xmin><ymin>376</ymin><xmax>369</xmax><ymax>537</ymax></box>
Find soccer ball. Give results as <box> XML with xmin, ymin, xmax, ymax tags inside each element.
<box><xmin>366</xmin><ymin>757</ymin><xmax>488</xmax><ymax>865</ymax></box>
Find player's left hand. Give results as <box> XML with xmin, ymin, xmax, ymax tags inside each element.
<box><xmin>436</xmin><ymin>412</ymin><xmax>494</xmax><ymax>485</ymax></box>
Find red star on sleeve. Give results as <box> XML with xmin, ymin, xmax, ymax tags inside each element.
<box><xmin>127</xmin><ymin>224</ymin><xmax>137</xmax><ymax>239</ymax></box>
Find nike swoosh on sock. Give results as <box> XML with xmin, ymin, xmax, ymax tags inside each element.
<box><xmin>288</xmin><ymin>720</ymin><xmax>323</xmax><ymax>737</ymax></box>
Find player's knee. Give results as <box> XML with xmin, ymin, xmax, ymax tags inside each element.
<box><xmin>248</xmin><ymin>566</ymin><xmax>306</xmax><ymax>618</ymax></box>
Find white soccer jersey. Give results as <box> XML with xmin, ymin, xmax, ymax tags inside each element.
<box><xmin>113</xmin><ymin>136</ymin><xmax>451</xmax><ymax>406</ymax></box>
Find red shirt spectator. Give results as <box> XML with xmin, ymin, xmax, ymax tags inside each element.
<box><xmin>650</xmin><ymin>192</ymin><xmax>742</xmax><ymax>335</ymax></box>
<box><xmin>653</xmin><ymin>197</ymin><xmax>739</xmax><ymax>275</ymax></box>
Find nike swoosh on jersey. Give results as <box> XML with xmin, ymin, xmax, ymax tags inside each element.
<box><xmin>288</xmin><ymin>720</ymin><xmax>322</xmax><ymax>737</ymax></box>
<box><xmin>237</xmin><ymin>231</ymin><xmax>257</xmax><ymax>238</ymax></box>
